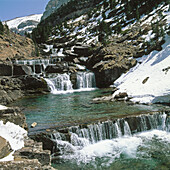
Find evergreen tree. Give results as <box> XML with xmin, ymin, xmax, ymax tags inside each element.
<box><xmin>0</xmin><ymin>20</ymin><xmax>4</xmax><ymax>35</ymax></box>
<box><xmin>102</xmin><ymin>12</ymin><xmax>106</xmax><ymax>20</ymax></box>
<box><xmin>136</xmin><ymin>8</ymin><xmax>140</xmax><ymax>21</ymax></box>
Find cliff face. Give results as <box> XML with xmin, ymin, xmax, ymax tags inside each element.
<box><xmin>41</xmin><ymin>0</ymin><xmax>70</xmax><ymax>20</ymax></box>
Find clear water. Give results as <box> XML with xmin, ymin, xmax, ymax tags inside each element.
<box><xmin>10</xmin><ymin>89</ymin><xmax>165</xmax><ymax>133</ymax></box>
<box><xmin>9</xmin><ymin>89</ymin><xmax>169</xmax><ymax>169</ymax></box>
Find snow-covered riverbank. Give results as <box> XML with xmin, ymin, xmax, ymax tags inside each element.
<box><xmin>113</xmin><ymin>35</ymin><xmax>170</xmax><ymax>104</ymax></box>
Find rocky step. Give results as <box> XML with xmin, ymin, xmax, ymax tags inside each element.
<box><xmin>13</xmin><ymin>138</ymin><xmax>51</xmax><ymax>166</ymax></box>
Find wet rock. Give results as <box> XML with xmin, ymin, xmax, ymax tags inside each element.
<box><xmin>0</xmin><ymin>136</ymin><xmax>13</xmax><ymax>159</ymax></box>
<box><xmin>30</xmin><ymin>133</ymin><xmax>57</xmax><ymax>153</ymax></box>
<box><xmin>13</xmin><ymin>64</ymin><xmax>33</xmax><ymax>75</ymax></box>
<box><xmin>31</xmin><ymin>122</ymin><xmax>37</xmax><ymax>128</ymax></box>
<box><xmin>19</xmin><ymin>75</ymin><xmax>48</xmax><ymax>93</ymax></box>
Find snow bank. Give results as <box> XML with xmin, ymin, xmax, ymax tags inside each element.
<box><xmin>0</xmin><ymin>121</ymin><xmax>27</xmax><ymax>162</ymax></box>
<box><xmin>113</xmin><ymin>35</ymin><xmax>170</xmax><ymax>104</ymax></box>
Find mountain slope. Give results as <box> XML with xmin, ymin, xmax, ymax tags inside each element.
<box><xmin>0</xmin><ymin>25</ymin><xmax>37</xmax><ymax>60</ymax></box>
<box><xmin>31</xmin><ymin>0</ymin><xmax>169</xmax><ymax>103</ymax></box>
<box><xmin>112</xmin><ymin>35</ymin><xmax>170</xmax><ymax>104</ymax></box>
<box><xmin>4</xmin><ymin>14</ymin><xmax>42</xmax><ymax>35</ymax></box>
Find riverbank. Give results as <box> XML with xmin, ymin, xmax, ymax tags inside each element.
<box><xmin>0</xmin><ymin>105</ymin><xmax>55</xmax><ymax>169</ymax></box>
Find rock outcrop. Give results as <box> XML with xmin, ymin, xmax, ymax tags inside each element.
<box><xmin>0</xmin><ymin>106</ymin><xmax>27</xmax><ymax>129</ymax></box>
<box><xmin>0</xmin><ymin>136</ymin><xmax>12</xmax><ymax>159</ymax></box>
<box><xmin>0</xmin><ymin>76</ymin><xmax>48</xmax><ymax>105</ymax></box>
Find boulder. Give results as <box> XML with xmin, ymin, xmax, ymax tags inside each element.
<box><xmin>94</xmin><ymin>67</ymin><xmax>126</xmax><ymax>88</ymax></box>
<box><xmin>114</xmin><ymin>92</ymin><xmax>128</xmax><ymax>99</ymax></box>
<box><xmin>19</xmin><ymin>76</ymin><xmax>48</xmax><ymax>93</ymax></box>
<box><xmin>0</xmin><ymin>136</ymin><xmax>13</xmax><ymax>159</ymax></box>
<box><xmin>73</xmin><ymin>45</ymin><xmax>92</xmax><ymax>57</ymax></box>
<box><xmin>0</xmin><ymin>63</ymin><xmax>13</xmax><ymax>76</ymax></box>
<box><xmin>13</xmin><ymin>64</ymin><xmax>33</xmax><ymax>76</ymax></box>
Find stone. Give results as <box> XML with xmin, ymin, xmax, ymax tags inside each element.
<box><xmin>0</xmin><ymin>136</ymin><xmax>13</xmax><ymax>159</ymax></box>
<box><xmin>31</xmin><ymin>122</ymin><xmax>37</xmax><ymax>128</ymax></box>
<box><xmin>19</xmin><ymin>75</ymin><xmax>48</xmax><ymax>93</ymax></box>
<box><xmin>114</xmin><ymin>92</ymin><xmax>128</xmax><ymax>99</ymax></box>
<box><xmin>94</xmin><ymin>67</ymin><xmax>126</xmax><ymax>88</ymax></box>
<box><xmin>0</xmin><ymin>107</ymin><xmax>28</xmax><ymax>130</ymax></box>
<box><xmin>142</xmin><ymin>77</ymin><xmax>149</xmax><ymax>84</ymax></box>
<box><xmin>0</xmin><ymin>63</ymin><xmax>13</xmax><ymax>76</ymax></box>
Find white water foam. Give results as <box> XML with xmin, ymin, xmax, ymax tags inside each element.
<box><xmin>57</xmin><ymin>129</ymin><xmax>170</xmax><ymax>167</ymax></box>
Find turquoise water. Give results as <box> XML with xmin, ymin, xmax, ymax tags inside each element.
<box><xmin>10</xmin><ymin>89</ymin><xmax>165</xmax><ymax>132</ymax></box>
<box><xmin>10</xmin><ymin>89</ymin><xmax>169</xmax><ymax>169</ymax></box>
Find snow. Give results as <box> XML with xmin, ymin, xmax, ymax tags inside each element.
<box><xmin>0</xmin><ymin>105</ymin><xmax>8</xmax><ymax>110</ymax></box>
<box><xmin>113</xmin><ymin>35</ymin><xmax>170</xmax><ymax>104</ymax></box>
<box><xmin>5</xmin><ymin>14</ymin><xmax>42</xmax><ymax>29</ymax></box>
<box><xmin>142</xmin><ymin>30</ymin><xmax>155</xmax><ymax>42</ymax></box>
<box><xmin>0</xmin><ymin>121</ymin><xmax>27</xmax><ymax>162</ymax></box>
<box><xmin>68</xmin><ymin>15</ymin><xmax>85</xmax><ymax>24</ymax></box>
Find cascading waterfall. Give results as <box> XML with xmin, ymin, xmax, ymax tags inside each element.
<box><xmin>44</xmin><ymin>73</ymin><xmax>73</xmax><ymax>94</ymax></box>
<box><xmin>12</xmin><ymin>59</ymin><xmax>96</xmax><ymax>93</ymax></box>
<box><xmin>49</xmin><ymin>112</ymin><xmax>169</xmax><ymax>166</ymax></box>
<box><xmin>13</xmin><ymin>59</ymin><xmax>56</xmax><ymax>75</ymax></box>
<box><xmin>44</xmin><ymin>71</ymin><xmax>96</xmax><ymax>94</ymax></box>
<box><xmin>76</xmin><ymin>72</ymin><xmax>96</xmax><ymax>89</ymax></box>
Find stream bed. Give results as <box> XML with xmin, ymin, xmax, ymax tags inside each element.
<box><xmin>10</xmin><ymin>89</ymin><xmax>170</xmax><ymax>170</ymax></box>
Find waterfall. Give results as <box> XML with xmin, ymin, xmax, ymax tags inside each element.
<box><xmin>44</xmin><ymin>71</ymin><xmax>96</xmax><ymax>94</ymax></box>
<box><xmin>76</xmin><ymin>72</ymin><xmax>96</xmax><ymax>89</ymax></box>
<box><xmin>49</xmin><ymin>112</ymin><xmax>169</xmax><ymax>156</ymax></box>
<box><xmin>44</xmin><ymin>73</ymin><xmax>73</xmax><ymax>94</ymax></box>
<box><xmin>13</xmin><ymin>59</ymin><xmax>55</xmax><ymax>75</ymax></box>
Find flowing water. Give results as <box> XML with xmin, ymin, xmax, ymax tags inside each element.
<box><xmin>10</xmin><ymin>59</ymin><xmax>170</xmax><ymax>169</ymax></box>
<box><xmin>10</xmin><ymin>89</ymin><xmax>166</xmax><ymax>133</ymax></box>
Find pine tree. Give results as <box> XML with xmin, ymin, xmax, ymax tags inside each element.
<box><xmin>136</xmin><ymin>8</ymin><xmax>140</xmax><ymax>21</ymax></box>
<box><xmin>102</xmin><ymin>12</ymin><xmax>106</xmax><ymax>20</ymax></box>
<box><xmin>0</xmin><ymin>20</ymin><xmax>4</xmax><ymax>35</ymax></box>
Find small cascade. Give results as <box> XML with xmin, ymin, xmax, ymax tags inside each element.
<box><xmin>124</xmin><ymin>121</ymin><xmax>132</xmax><ymax>136</ymax></box>
<box><xmin>44</xmin><ymin>73</ymin><xmax>73</xmax><ymax>93</ymax></box>
<box><xmin>49</xmin><ymin>112</ymin><xmax>169</xmax><ymax>156</ymax></box>
<box><xmin>13</xmin><ymin>58</ymin><xmax>56</xmax><ymax>75</ymax></box>
<box><xmin>76</xmin><ymin>72</ymin><xmax>96</xmax><ymax>89</ymax></box>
